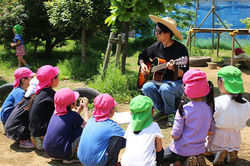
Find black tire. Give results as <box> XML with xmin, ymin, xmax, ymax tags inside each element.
<box><xmin>73</xmin><ymin>87</ymin><xmax>100</xmax><ymax>100</ymax></box>
<box><xmin>189</xmin><ymin>56</ymin><xmax>211</xmax><ymax>67</ymax></box>
<box><xmin>0</xmin><ymin>83</ymin><xmax>14</xmax><ymax>96</ymax></box>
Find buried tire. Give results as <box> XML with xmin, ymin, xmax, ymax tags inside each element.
<box><xmin>73</xmin><ymin>87</ymin><xmax>100</xmax><ymax>100</ymax></box>
<box><xmin>0</xmin><ymin>83</ymin><xmax>14</xmax><ymax>97</ymax></box>
<box><xmin>189</xmin><ymin>56</ymin><xmax>211</xmax><ymax>67</ymax></box>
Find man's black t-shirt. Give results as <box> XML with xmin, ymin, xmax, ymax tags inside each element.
<box><xmin>138</xmin><ymin>40</ymin><xmax>189</xmax><ymax>81</ymax></box>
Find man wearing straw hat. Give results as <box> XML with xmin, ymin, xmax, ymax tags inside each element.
<box><xmin>139</xmin><ymin>15</ymin><xmax>189</xmax><ymax>127</ymax></box>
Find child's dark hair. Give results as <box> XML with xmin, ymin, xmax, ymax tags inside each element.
<box><xmin>206</xmin><ymin>81</ymin><xmax>215</xmax><ymax>114</ymax></box>
<box><xmin>24</xmin><ymin>94</ymin><xmax>37</xmax><ymax>111</ymax></box>
<box><xmin>178</xmin><ymin>80</ymin><xmax>215</xmax><ymax>117</ymax></box>
<box><xmin>218</xmin><ymin>77</ymin><xmax>246</xmax><ymax>104</ymax></box>
<box><xmin>20</xmin><ymin>77</ymin><xmax>28</xmax><ymax>86</ymax></box>
<box><xmin>231</xmin><ymin>94</ymin><xmax>247</xmax><ymax>104</ymax></box>
<box><xmin>157</xmin><ymin>23</ymin><xmax>174</xmax><ymax>38</ymax></box>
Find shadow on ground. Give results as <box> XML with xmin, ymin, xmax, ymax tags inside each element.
<box><xmin>205</xmin><ymin>155</ymin><xmax>250</xmax><ymax>166</ymax></box>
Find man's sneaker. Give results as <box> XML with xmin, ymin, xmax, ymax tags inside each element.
<box><xmin>19</xmin><ymin>140</ymin><xmax>35</xmax><ymax>149</ymax></box>
<box><xmin>227</xmin><ymin>150</ymin><xmax>238</xmax><ymax>163</ymax></box>
<box><xmin>187</xmin><ymin>156</ymin><xmax>198</xmax><ymax>166</ymax></box>
<box><xmin>153</xmin><ymin>111</ymin><xmax>167</xmax><ymax>121</ymax></box>
<box><xmin>213</xmin><ymin>150</ymin><xmax>228</xmax><ymax>166</ymax></box>
<box><xmin>166</xmin><ymin>114</ymin><xmax>175</xmax><ymax>127</ymax></box>
<box><xmin>62</xmin><ymin>154</ymin><xmax>80</xmax><ymax>164</ymax></box>
<box><xmin>196</xmin><ymin>154</ymin><xmax>208</xmax><ymax>166</ymax></box>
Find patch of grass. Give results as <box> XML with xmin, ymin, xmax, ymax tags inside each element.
<box><xmin>88</xmin><ymin>61</ymin><xmax>140</xmax><ymax>103</ymax></box>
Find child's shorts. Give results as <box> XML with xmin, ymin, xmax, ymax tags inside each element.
<box><xmin>16</xmin><ymin>45</ymin><xmax>26</xmax><ymax>56</ymax></box>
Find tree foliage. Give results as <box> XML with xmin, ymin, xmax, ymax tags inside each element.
<box><xmin>0</xmin><ymin>0</ymin><xmax>26</xmax><ymax>46</ymax></box>
<box><xmin>44</xmin><ymin>0</ymin><xmax>110</xmax><ymax>61</ymax></box>
<box><xmin>0</xmin><ymin>0</ymin><xmax>110</xmax><ymax>56</ymax></box>
<box><xmin>240</xmin><ymin>17</ymin><xmax>250</xmax><ymax>29</ymax></box>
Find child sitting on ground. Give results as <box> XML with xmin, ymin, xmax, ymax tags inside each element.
<box><xmin>206</xmin><ymin>66</ymin><xmax>250</xmax><ymax>165</ymax></box>
<box><xmin>4</xmin><ymin>77</ymin><xmax>38</xmax><ymax>149</ymax></box>
<box><xmin>77</xmin><ymin>94</ymin><xmax>126</xmax><ymax>166</ymax></box>
<box><xmin>29</xmin><ymin>65</ymin><xmax>59</xmax><ymax>150</ymax></box>
<box><xmin>43</xmin><ymin>88</ymin><xmax>89</xmax><ymax>164</ymax></box>
<box><xmin>121</xmin><ymin>95</ymin><xmax>164</xmax><ymax>166</ymax></box>
<box><xmin>164</xmin><ymin>69</ymin><xmax>214</xmax><ymax>166</ymax></box>
<box><xmin>0</xmin><ymin>67</ymin><xmax>35</xmax><ymax>125</ymax></box>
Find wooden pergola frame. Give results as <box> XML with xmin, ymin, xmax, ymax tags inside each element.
<box><xmin>187</xmin><ymin>28</ymin><xmax>250</xmax><ymax>66</ymax></box>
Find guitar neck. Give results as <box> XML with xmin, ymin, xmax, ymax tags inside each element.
<box><xmin>150</xmin><ymin>56</ymin><xmax>187</xmax><ymax>73</ymax></box>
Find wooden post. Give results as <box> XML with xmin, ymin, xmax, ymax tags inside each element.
<box><xmin>115</xmin><ymin>34</ymin><xmax>122</xmax><ymax>67</ymax></box>
<box><xmin>101</xmin><ymin>32</ymin><xmax>115</xmax><ymax>79</ymax></box>
<box><xmin>194</xmin><ymin>0</ymin><xmax>199</xmax><ymax>47</ymax></box>
<box><xmin>231</xmin><ymin>34</ymin><xmax>235</xmax><ymax>66</ymax></box>
<box><xmin>217</xmin><ymin>33</ymin><xmax>220</xmax><ymax>57</ymax></box>
<box><xmin>189</xmin><ymin>31</ymin><xmax>192</xmax><ymax>56</ymax></box>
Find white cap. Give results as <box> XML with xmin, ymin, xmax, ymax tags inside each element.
<box><xmin>24</xmin><ymin>77</ymin><xmax>39</xmax><ymax>98</ymax></box>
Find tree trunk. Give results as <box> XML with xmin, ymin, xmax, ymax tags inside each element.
<box><xmin>121</xmin><ymin>22</ymin><xmax>129</xmax><ymax>74</ymax></box>
<box><xmin>81</xmin><ymin>26</ymin><xmax>86</xmax><ymax>63</ymax></box>
<box><xmin>33</xmin><ymin>38</ymin><xmax>39</xmax><ymax>55</ymax></box>
<box><xmin>45</xmin><ymin>39</ymin><xmax>53</xmax><ymax>56</ymax></box>
<box><xmin>44</xmin><ymin>38</ymin><xmax>63</xmax><ymax>56</ymax></box>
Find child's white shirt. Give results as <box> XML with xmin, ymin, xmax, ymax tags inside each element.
<box><xmin>214</xmin><ymin>94</ymin><xmax>250</xmax><ymax>130</ymax></box>
<box><xmin>121</xmin><ymin>122</ymin><xmax>163</xmax><ymax>166</ymax></box>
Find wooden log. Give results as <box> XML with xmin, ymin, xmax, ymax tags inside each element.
<box><xmin>115</xmin><ymin>34</ymin><xmax>122</xmax><ymax>67</ymax></box>
<box><xmin>101</xmin><ymin>32</ymin><xmax>115</xmax><ymax>79</ymax></box>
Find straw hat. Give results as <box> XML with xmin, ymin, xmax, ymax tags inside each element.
<box><xmin>149</xmin><ymin>15</ymin><xmax>183</xmax><ymax>40</ymax></box>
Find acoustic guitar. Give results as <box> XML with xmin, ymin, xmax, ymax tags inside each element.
<box><xmin>137</xmin><ymin>56</ymin><xmax>188</xmax><ymax>89</ymax></box>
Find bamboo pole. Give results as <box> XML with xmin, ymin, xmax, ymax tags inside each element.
<box><xmin>231</xmin><ymin>34</ymin><xmax>235</xmax><ymax>66</ymax></box>
<box><xmin>217</xmin><ymin>33</ymin><xmax>220</xmax><ymax>57</ymax></box>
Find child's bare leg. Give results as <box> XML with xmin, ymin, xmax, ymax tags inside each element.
<box><xmin>20</xmin><ymin>55</ymin><xmax>28</xmax><ymax>66</ymax></box>
<box><xmin>17</xmin><ymin>56</ymin><xmax>21</xmax><ymax>67</ymax></box>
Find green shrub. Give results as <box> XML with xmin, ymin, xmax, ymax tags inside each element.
<box><xmin>190</xmin><ymin>46</ymin><xmax>207</xmax><ymax>57</ymax></box>
<box><xmin>88</xmin><ymin>63</ymin><xmax>139</xmax><ymax>103</ymax></box>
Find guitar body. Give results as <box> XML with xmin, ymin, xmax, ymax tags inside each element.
<box><xmin>137</xmin><ymin>57</ymin><xmax>166</xmax><ymax>89</ymax></box>
<box><xmin>151</xmin><ymin>58</ymin><xmax>166</xmax><ymax>82</ymax></box>
<box><xmin>137</xmin><ymin>61</ymin><xmax>151</xmax><ymax>89</ymax></box>
<box><xmin>137</xmin><ymin>56</ymin><xmax>188</xmax><ymax>89</ymax></box>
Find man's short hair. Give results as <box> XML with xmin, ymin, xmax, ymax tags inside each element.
<box><xmin>157</xmin><ymin>23</ymin><xmax>174</xmax><ymax>38</ymax></box>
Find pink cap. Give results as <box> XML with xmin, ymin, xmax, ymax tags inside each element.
<box><xmin>54</xmin><ymin>88</ymin><xmax>79</xmax><ymax>116</ymax></box>
<box><xmin>13</xmin><ymin>67</ymin><xmax>35</xmax><ymax>88</ymax></box>
<box><xmin>183</xmin><ymin>69</ymin><xmax>210</xmax><ymax>99</ymax></box>
<box><xmin>235</xmin><ymin>48</ymin><xmax>245</xmax><ymax>55</ymax></box>
<box><xmin>93</xmin><ymin>94</ymin><xmax>117</xmax><ymax>122</ymax></box>
<box><xmin>35</xmin><ymin>65</ymin><xmax>59</xmax><ymax>94</ymax></box>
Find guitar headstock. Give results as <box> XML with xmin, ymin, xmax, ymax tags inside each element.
<box><xmin>174</xmin><ymin>56</ymin><xmax>188</xmax><ymax>67</ymax></box>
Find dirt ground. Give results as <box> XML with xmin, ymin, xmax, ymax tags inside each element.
<box><xmin>0</xmin><ymin>66</ymin><xmax>249</xmax><ymax>166</ymax></box>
